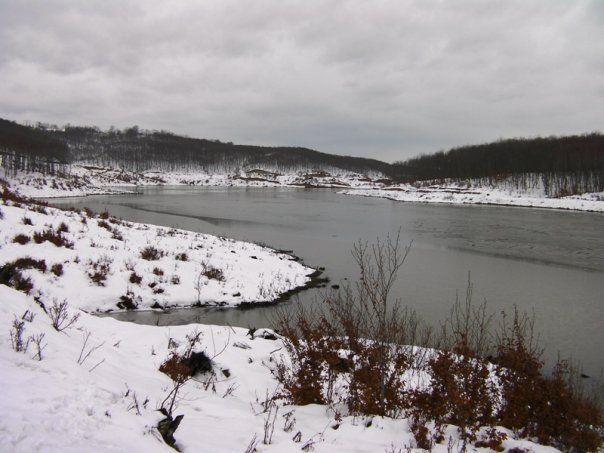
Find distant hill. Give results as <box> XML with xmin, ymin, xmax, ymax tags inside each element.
<box><xmin>0</xmin><ymin>119</ymin><xmax>391</xmax><ymax>175</ymax></box>
<box><xmin>390</xmin><ymin>134</ymin><xmax>604</xmax><ymax>182</ymax></box>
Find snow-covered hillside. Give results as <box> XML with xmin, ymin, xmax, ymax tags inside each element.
<box><xmin>0</xmin><ymin>188</ymin><xmax>315</xmax><ymax>312</ymax></box>
<box><xmin>0</xmin><ymin>285</ymin><xmax>561</xmax><ymax>452</ymax></box>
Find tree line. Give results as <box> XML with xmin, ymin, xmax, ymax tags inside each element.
<box><xmin>0</xmin><ymin>119</ymin><xmax>69</xmax><ymax>175</ymax></box>
<box><xmin>1</xmin><ymin>118</ymin><xmax>603</xmax><ymax>196</ymax></box>
<box><xmin>390</xmin><ymin>133</ymin><xmax>603</xmax><ymax>182</ymax></box>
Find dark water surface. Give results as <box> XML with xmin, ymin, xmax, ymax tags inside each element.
<box><xmin>50</xmin><ymin>186</ymin><xmax>604</xmax><ymax>376</ymax></box>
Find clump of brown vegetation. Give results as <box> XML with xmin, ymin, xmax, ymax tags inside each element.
<box><xmin>87</xmin><ymin>255</ymin><xmax>112</xmax><ymax>286</ymax></box>
<box><xmin>12</xmin><ymin>234</ymin><xmax>31</xmax><ymax>245</ymax></box>
<box><xmin>50</xmin><ymin>263</ymin><xmax>64</xmax><ymax>277</ymax></box>
<box><xmin>273</xmin><ymin>234</ymin><xmax>604</xmax><ymax>452</ymax></box>
<box><xmin>33</xmin><ymin>227</ymin><xmax>73</xmax><ymax>248</ymax></box>
<box><xmin>140</xmin><ymin>246</ymin><xmax>163</xmax><ymax>261</ymax></box>
<box><xmin>201</xmin><ymin>263</ymin><xmax>225</xmax><ymax>282</ymax></box>
<box><xmin>0</xmin><ymin>257</ymin><xmax>48</xmax><ymax>294</ymax></box>
<box><xmin>175</xmin><ymin>252</ymin><xmax>188</xmax><ymax>261</ymax></box>
<box><xmin>129</xmin><ymin>271</ymin><xmax>142</xmax><ymax>284</ymax></box>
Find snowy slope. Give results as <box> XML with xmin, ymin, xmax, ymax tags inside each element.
<box><xmin>0</xmin><ymin>198</ymin><xmax>314</xmax><ymax>312</ymax></box>
<box><xmin>0</xmin><ymin>285</ymin><xmax>560</xmax><ymax>452</ymax></box>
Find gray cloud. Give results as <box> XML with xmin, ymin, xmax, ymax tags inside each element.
<box><xmin>0</xmin><ymin>0</ymin><xmax>602</xmax><ymax>162</ymax></box>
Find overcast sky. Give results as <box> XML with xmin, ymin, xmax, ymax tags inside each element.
<box><xmin>0</xmin><ymin>1</ymin><xmax>602</xmax><ymax>162</ymax></box>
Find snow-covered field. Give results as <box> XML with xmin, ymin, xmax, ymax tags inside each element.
<box><xmin>0</xmin><ymin>284</ymin><xmax>560</xmax><ymax>452</ymax></box>
<box><xmin>340</xmin><ymin>185</ymin><xmax>604</xmax><ymax>212</ymax></box>
<box><xmin>0</xmin><ymin>193</ymin><xmax>315</xmax><ymax>312</ymax></box>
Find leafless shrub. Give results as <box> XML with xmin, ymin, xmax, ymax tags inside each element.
<box><xmin>243</xmin><ymin>433</ymin><xmax>259</xmax><ymax>453</ymax></box>
<box><xmin>275</xmin><ymin>231</ymin><xmax>429</xmax><ymax>417</ymax></box>
<box><xmin>29</xmin><ymin>333</ymin><xmax>46</xmax><ymax>361</ymax></box>
<box><xmin>160</xmin><ymin>330</ymin><xmax>208</xmax><ymax>416</ymax></box>
<box><xmin>9</xmin><ymin>316</ymin><xmax>29</xmax><ymax>352</ymax></box>
<box><xmin>222</xmin><ymin>382</ymin><xmax>238</xmax><ymax>398</ymax></box>
<box><xmin>21</xmin><ymin>309</ymin><xmax>35</xmax><ymax>323</ymax></box>
<box><xmin>77</xmin><ymin>330</ymin><xmax>105</xmax><ymax>365</ymax></box>
<box><xmin>48</xmin><ymin>299</ymin><xmax>80</xmax><ymax>332</ymax></box>
<box><xmin>87</xmin><ymin>255</ymin><xmax>112</xmax><ymax>285</ymax></box>
<box><xmin>140</xmin><ymin>246</ymin><xmax>162</xmax><ymax>261</ymax></box>
<box><xmin>171</xmin><ymin>274</ymin><xmax>181</xmax><ymax>285</ymax></box>
<box><xmin>263</xmin><ymin>403</ymin><xmax>279</xmax><ymax>445</ymax></box>
<box><xmin>22</xmin><ymin>216</ymin><xmax>33</xmax><ymax>225</ymax></box>
<box><xmin>200</xmin><ymin>261</ymin><xmax>225</xmax><ymax>282</ymax></box>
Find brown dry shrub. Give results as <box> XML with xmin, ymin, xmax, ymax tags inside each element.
<box><xmin>12</xmin><ymin>234</ymin><xmax>31</xmax><ymax>245</ymax></box>
<box><xmin>494</xmin><ymin>309</ymin><xmax>603</xmax><ymax>451</ymax></box>
<box><xmin>97</xmin><ymin>220</ymin><xmax>112</xmax><ymax>231</ymax></box>
<box><xmin>50</xmin><ymin>263</ymin><xmax>64</xmax><ymax>276</ymax></box>
<box><xmin>175</xmin><ymin>252</ymin><xmax>188</xmax><ymax>261</ymax></box>
<box><xmin>33</xmin><ymin>228</ymin><xmax>73</xmax><ymax>248</ymax></box>
<box><xmin>140</xmin><ymin>246</ymin><xmax>162</xmax><ymax>261</ymax></box>
<box><xmin>153</xmin><ymin>267</ymin><xmax>164</xmax><ymax>276</ymax></box>
<box><xmin>276</xmin><ymin>310</ymin><xmax>338</xmax><ymax>406</ymax></box>
<box><xmin>129</xmin><ymin>272</ymin><xmax>142</xmax><ymax>284</ymax></box>
<box><xmin>88</xmin><ymin>256</ymin><xmax>112</xmax><ymax>286</ymax></box>
<box><xmin>160</xmin><ymin>353</ymin><xmax>193</xmax><ymax>384</ymax></box>
<box><xmin>202</xmin><ymin>265</ymin><xmax>224</xmax><ymax>281</ymax></box>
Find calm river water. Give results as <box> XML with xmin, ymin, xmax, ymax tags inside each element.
<box><xmin>50</xmin><ymin>186</ymin><xmax>604</xmax><ymax>377</ymax></box>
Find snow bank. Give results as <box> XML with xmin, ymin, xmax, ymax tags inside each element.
<box><xmin>0</xmin><ymin>200</ymin><xmax>315</xmax><ymax>312</ymax></box>
<box><xmin>340</xmin><ymin>185</ymin><xmax>604</xmax><ymax>212</ymax></box>
<box><xmin>0</xmin><ymin>285</ymin><xmax>559</xmax><ymax>452</ymax></box>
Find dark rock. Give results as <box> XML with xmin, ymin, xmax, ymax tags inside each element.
<box><xmin>157</xmin><ymin>410</ymin><xmax>184</xmax><ymax>450</ymax></box>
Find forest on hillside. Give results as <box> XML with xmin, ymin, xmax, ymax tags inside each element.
<box><xmin>0</xmin><ymin>119</ymin><xmax>69</xmax><ymax>175</ymax></box>
<box><xmin>1</xmin><ymin>118</ymin><xmax>603</xmax><ymax>196</ymax></box>
<box><xmin>0</xmin><ymin>119</ymin><xmax>390</xmax><ymax>175</ymax></box>
<box><xmin>390</xmin><ymin>134</ymin><xmax>604</xmax><ymax>196</ymax></box>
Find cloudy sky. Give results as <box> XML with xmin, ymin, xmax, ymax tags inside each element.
<box><xmin>0</xmin><ymin>1</ymin><xmax>602</xmax><ymax>162</ymax></box>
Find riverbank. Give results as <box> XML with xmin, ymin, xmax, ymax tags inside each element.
<box><xmin>340</xmin><ymin>185</ymin><xmax>604</xmax><ymax>212</ymax></box>
<box><xmin>3</xmin><ymin>165</ymin><xmax>382</xmax><ymax>199</ymax></box>
<box><xmin>0</xmin><ymin>182</ymin><xmax>316</xmax><ymax>312</ymax></box>
<box><xmin>6</xmin><ymin>166</ymin><xmax>604</xmax><ymax>212</ymax></box>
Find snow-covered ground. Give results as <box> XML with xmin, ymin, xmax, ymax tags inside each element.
<box><xmin>0</xmin><ymin>284</ymin><xmax>560</xmax><ymax>452</ymax></box>
<box><xmin>5</xmin><ymin>166</ymin><xmax>603</xmax><ymax>212</ymax></box>
<box><xmin>0</xmin><ymin>193</ymin><xmax>315</xmax><ymax>312</ymax></box>
<box><xmin>2</xmin><ymin>165</ymin><xmax>384</xmax><ymax>198</ymax></box>
<box><xmin>340</xmin><ymin>184</ymin><xmax>604</xmax><ymax>213</ymax></box>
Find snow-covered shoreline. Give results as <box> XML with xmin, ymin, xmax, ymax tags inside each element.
<box><xmin>340</xmin><ymin>185</ymin><xmax>604</xmax><ymax>213</ymax></box>
<box><xmin>0</xmin><ymin>284</ymin><xmax>561</xmax><ymax>452</ymax></box>
<box><xmin>0</xmin><ymin>190</ymin><xmax>317</xmax><ymax>313</ymax></box>
<box><xmin>5</xmin><ymin>165</ymin><xmax>604</xmax><ymax>212</ymax></box>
